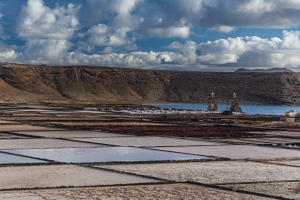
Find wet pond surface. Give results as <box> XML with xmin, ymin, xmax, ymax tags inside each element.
<box><xmin>0</xmin><ymin>152</ymin><xmax>48</xmax><ymax>164</ymax></box>
<box><xmin>3</xmin><ymin>147</ymin><xmax>211</xmax><ymax>163</ymax></box>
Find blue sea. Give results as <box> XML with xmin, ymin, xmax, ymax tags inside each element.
<box><xmin>151</xmin><ymin>104</ymin><xmax>300</xmax><ymax>116</ymax></box>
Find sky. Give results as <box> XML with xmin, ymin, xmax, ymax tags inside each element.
<box><xmin>1</xmin><ymin>0</ymin><xmax>300</xmax><ymax>71</ymax></box>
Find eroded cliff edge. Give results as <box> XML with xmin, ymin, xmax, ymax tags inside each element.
<box><xmin>0</xmin><ymin>63</ymin><xmax>300</xmax><ymax>105</ymax></box>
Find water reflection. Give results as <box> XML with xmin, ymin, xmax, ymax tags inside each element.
<box><xmin>0</xmin><ymin>152</ymin><xmax>47</xmax><ymax>164</ymax></box>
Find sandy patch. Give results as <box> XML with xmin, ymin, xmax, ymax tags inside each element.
<box><xmin>13</xmin><ymin>130</ymin><xmax>130</xmax><ymax>138</ymax></box>
<box><xmin>152</xmin><ymin>145</ymin><xmax>300</xmax><ymax>159</ymax></box>
<box><xmin>0</xmin><ymin>184</ymin><xmax>271</xmax><ymax>199</ymax></box>
<box><xmin>0</xmin><ymin>138</ymin><xmax>104</xmax><ymax>149</ymax></box>
<box><xmin>73</xmin><ymin>136</ymin><xmax>224</xmax><ymax>147</ymax></box>
<box><xmin>97</xmin><ymin>161</ymin><xmax>300</xmax><ymax>184</ymax></box>
<box><xmin>0</xmin><ymin>165</ymin><xmax>158</xmax><ymax>190</ymax></box>
<box><xmin>222</xmin><ymin>182</ymin><xmax>300</xmax><ymax>200</ymax></box>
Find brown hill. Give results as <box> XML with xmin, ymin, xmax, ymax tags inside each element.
<box><xmin>0</xmin><ymin>63</ymin><xmax>300</xmax><ymax>105</ymax></box>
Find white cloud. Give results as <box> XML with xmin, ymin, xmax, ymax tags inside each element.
<box><xmin>209</xmin><ymin>26</ymin><xmax>236</xmax><ymax>33</ymax></box>
<box><xmin>145</xmin><ymin>0</ymin><xmax>300</xmax><ymax>32</ymax></box>
<box><xmin>0</xmin><ymin>41</ymin><xmax>20</xmax><ymax>63</ymax></box>
<box><xmin>4</xmin><ymin>0</ymin><xmax>300</xmax><ymax>71</ymax></box>
<box><xmin>80</xmin><ymin>0</ymin><xmax>142</xmax><ymax>49</ymax></box>
<box><xmin>58</xmin><ymin>30</ymin><xmax>300</xmax><ymax>71</ymax></box>
<box><xmin>0</xmin><ymin>11</ymin><xmax>6</xmax><ymax>39</ymax></box>
<box><xmin>238</xmin><ymin>0</ymin><xmax>275</xmax><ymax>14</ymax></box>
<box><xmin>193</xmin><ymin>30</ymin><xmax>300</xmax><ymax>69</ymax></box>
<box><xmin>23</xmin><ymin>39</ymin><xmax>70</xmax><ymax>64</ymax></box>
<box><xmin>17</xmin><ymin>0</ymin><xmax>80</xmax><ymax>40</ymax></box>
<box><xmin>86</xmin><ymin>24</ymin><xmax>131</xmax><ymax>46</ymax></box>
<box><xmin>280</xmin><ymin>30</ymin><xmax>300</xmax><ymax>49</ymax></box>
<box><xmin>15</xmin><ymin>0</ymin><xmax>80</xmax><ymax>63</ymax></box>
<box><xmin>3</xmin><ymin>27</ymin><xmax>300</xmax><ymax>71</ymax></box>
<box><xmin>77</xmin><ymin>0</ymin><xmax>300</xmax><ymax>53</ymax></box>
<box><xmin>146</xmin><ymin>27</ymin><xmax>190</xmax><ymax>38</ymax></box>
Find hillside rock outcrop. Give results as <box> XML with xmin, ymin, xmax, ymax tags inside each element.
<box><xmin>0</xmin><ymin>63</ymin><xmax>300</xmax><ymax>105</ymax></box>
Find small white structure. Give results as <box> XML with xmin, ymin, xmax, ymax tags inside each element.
<box><xmin>285</xmin><ymin>110</ymin><xmax>297</xmax><ymax>123</ymax></box>
<box><xmin>285</xmin><ymin>110</ymin><xmax>297</xmax><ymax>118</ymax></box>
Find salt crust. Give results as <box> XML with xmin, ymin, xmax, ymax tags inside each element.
<box><xmin>222</xmin><ymin>182</ymin><xmax>300</xmax><ymax>200</ymax></box>
<box><xmin>0</xmin><ymin>165</ymin><xmax>158</xmax><ymax>189</ymax></box>
<box><xmin>267</xmin><ymin>159</ymin><xmax>300</xmax><ymax>167</ymax></box>
<box><xmin>14</xmin><ymin>130</ymin><xmax>129</xmax><ymax>138</ymax></box>
<box><xmin>152</xmin><ymin>145</ymin><xmax>300</xmax><ymax>159</ymax></box>
<box><xmin>73</xmin><ymin>136</ymin><xmax>224</xmax><ymax>147</ymax></box>
<box><xmin>4</xmin><ymin>147</ymin><xmax>209</xmax><ymax>163</ymax></box>
<box><xmin>0</xmin><ymin>138</ymin><xmax>103</xmax><ymax>149</ymax></box>
<box><xmin>98</xmin><ymin>161</ymin><xmax>300</xmax><ymax>184</ymax></box>
<box><xmin>0</xmin><ymin>184</ymin><xmax>270</xmax><ymax>200</ymax></box>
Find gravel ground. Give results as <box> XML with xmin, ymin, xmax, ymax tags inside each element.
<box><xmin>97</xmin><ymin>161</ymin><xmax>300</xmax><ymax>184</ymax></box>
<box><xmin>0</xmin><ymin>184</ymin><xmax>271</xmax><ymax>200</ymax></box>
<box><xmin>0</xmin><ymin>165</ymin><xmax>158</xmax><ymax>189</ymax></box>
<box><xmin>222</xmin><ymin>182</ymin><xmax>300</xmax><ymax>200</ymax></box>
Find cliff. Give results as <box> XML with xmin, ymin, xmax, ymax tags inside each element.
<box><xmin>0</xmin><ymin>63</ymin><xmax>300</xmax><ymax>105</ymax></box>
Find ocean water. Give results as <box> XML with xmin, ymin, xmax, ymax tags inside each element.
<box><xmin>152</xmin><ymin>104</ymin><xmax>300</xmax><ymax>116</ymax></box>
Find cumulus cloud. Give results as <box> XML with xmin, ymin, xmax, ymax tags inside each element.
<box><xmin>77</xmin><ymin>0</ymin><xmax>300</xmax><ymax>52</ymax></box>
<box><xmin>146</xmin><ymin>27</ymin><xmax>190</xmax><ymax>38</ymax></box>
<box><xmin>0</xmin><ymin>42</ymin><xmax>19</xmax><ymax>62</ymax></box>
<box><xmin>3</xmin><ymin>0</ymin><xmax>300</xmax><ymax>71</ymax></box>
<box><xmin>144</xmin><ymin>0</ymin><xmax>300</xmax><ymax>32</ymax></box>
<box><xmin>0</xmin><ymin>10</ymin><xmax>9</xmax><ymax>40</ymax></box>
<box><xmin>195</xmin><ymin>30</ymin><xmax>300</xmax><ymax>69</ymax></box>
<box><xmin>17</xmin><ymin>0</ymin><xmax>80</xmax><ymax>40</ymax></box>
<box><xmin>86</xmin><ymin>24</ymin><xmax>131</xmax><ymax>46</ymax></box>
<box><xmin>59</xmin><ymin>30</ymin><xmax>300</xmax><ymax>71</ymax></box>
<box><xmin>23</xmin><ymin>39</ymin><xmax>70</xmax><ymax>64</ymax></box>
<box><xmin>80</xmin><ymin>0</ymin><xmax>142</xmax><ymax>49</ymax></box>
<box><xmin>15</xmin><ymin>0</ymin><xmax>80</xmax><ymax>63</ymax></box>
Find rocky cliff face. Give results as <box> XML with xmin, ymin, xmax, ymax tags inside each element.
<box><xmin>0</xmin><ymin>63</ymin><xmax>300</xmax><ymax>105</ymax></box>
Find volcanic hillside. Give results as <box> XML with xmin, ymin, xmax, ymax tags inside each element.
<box><xmin>0</xmin><ymin>63</ymin><xmax>300</xmax><ymax>105</ymax></box>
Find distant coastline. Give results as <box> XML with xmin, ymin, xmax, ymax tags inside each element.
<box><xmin>235</xmin><ymin>68</ymin><xmax>293</xmax><ymax>73</ymax></box>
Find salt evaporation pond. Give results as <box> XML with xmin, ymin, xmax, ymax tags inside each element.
<box><xmin>4</xmin><ymin>147</ymin><xmax>211</xmax><ymax>163</ymax></box>
<box><xmin>0</xmin><ymin>152</ymin><xmax>47</xmax><ymax>164</ymax></box>
<box><xmin>152</xmin><ymin>104</ymin><xmax>300</xmax><ymax>115</ymax></box>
